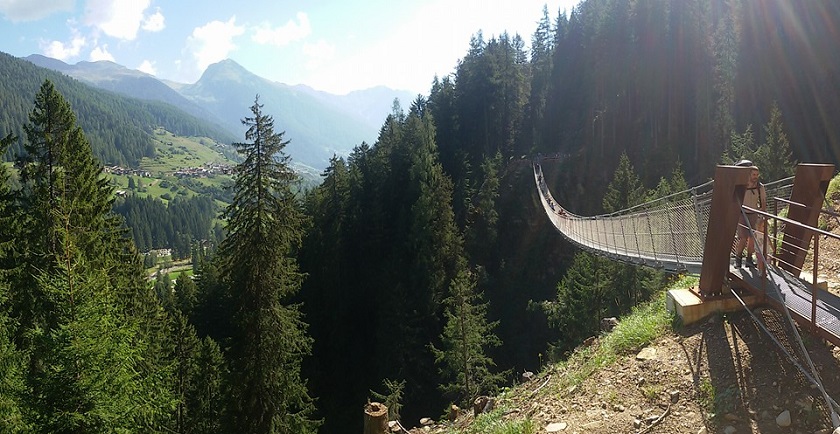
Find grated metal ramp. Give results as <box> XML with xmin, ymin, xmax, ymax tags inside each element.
<box><xmin>730</xmin><ymin>265</ymin><xmax>840</xmax><ymax>345</ymax></box>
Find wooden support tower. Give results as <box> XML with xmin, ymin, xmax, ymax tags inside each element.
<box><xmin>698</xmin><ymin>165</ymin><xmax>751</xmax><ymax>297</ymax></box>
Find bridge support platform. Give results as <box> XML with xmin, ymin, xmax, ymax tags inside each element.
<box><xmin>667</xmin><ymin>287</ymin><xmax>760</xmax><ymax>325</ymax></box>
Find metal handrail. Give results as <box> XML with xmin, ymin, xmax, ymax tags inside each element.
<box><xmin>742</xmin><ymin>203</ymin><xmax>833</xmax><ymax>333</ymax></box>
<box><xmin>742</xmin><ymin>205</ymin><xmax>840</xmax><ymax>242</ymax></box>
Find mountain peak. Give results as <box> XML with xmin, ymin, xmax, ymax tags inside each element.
<box><xmin>199</xmin><ymin>59</ymin><xmax>254</xmax><ymax>83</ymax></box>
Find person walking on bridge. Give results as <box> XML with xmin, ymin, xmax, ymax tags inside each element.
<box><xmin>733</xmin><ymin>160</ymin><xmax>767</xmax><ymax>268</ymax></box>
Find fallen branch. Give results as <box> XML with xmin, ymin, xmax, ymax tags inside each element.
<box><xmin>529</xmin><ymin>374</ymin><xmax>552</xmax><ymax>398</ymax></box>
<box><xmin>637</xmin><ymin>402</ymin><xmax>671</xmax><ymax>434</ymax></box>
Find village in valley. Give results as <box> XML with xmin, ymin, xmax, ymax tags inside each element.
<box><xmin>103</xmin><ymin>162</ymin><xmax>234</xmax><ymax>179</ymax></box>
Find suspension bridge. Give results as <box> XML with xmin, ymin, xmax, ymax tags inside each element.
<box><xmin>534</xmin><ymin>160</ymin><xmax>840</xmax><ymax>428</ymax></box>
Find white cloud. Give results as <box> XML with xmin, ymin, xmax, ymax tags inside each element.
<box><xmin>0</xmin><ymin>0</ymin><xmax>73</xmax><ymax>22</ymax></box>
<box><xmin>137</xmin><ymin>59</ymin><xmax>156</xmax><ymax>75</ymax></box>
<box><xmin>41</xmin><ymin>30</ymin><xmax>86</xmax><ymax>61</ymax></box>
<box><xmin>187</xmin><ymin>16</ymin><xmax>245</xmax><ymax>72</ymax></box>
<box><xmin>252</xmin><ymin>12</ymin><xmax>311</xmax><ymax>47</ymax></box>
<box><xmin>142</xmin><ymin>7</ymin><xmax>164</xmax><ymax>32</ymax></box>
<box><xmin>302</xmin><ymin>40</ymin><xmax>334</xmax><ymax>69</ymax></box>
<box><xmin>84</xmin><ymin>0</ymin><xmax>150</xmax><ymax>40</ymax></box>
<box><xmin>89</xmin><ymin>44</ymin><xmax>114</xmax><ymax>61</ymax></box>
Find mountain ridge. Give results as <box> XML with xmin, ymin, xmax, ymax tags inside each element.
<box><xmin>0</xmin><ymin>51</ymin><xmax>236</xmax><ymax>166</ymax></box>
<box><xmin>26</xmin><ymin>55</ymin><xmax>414</xmax><ymax>171</ymax></box>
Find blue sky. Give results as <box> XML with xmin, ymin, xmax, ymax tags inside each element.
<box><xmin>0</xmin><ymin>0</ymin><xmax>579</xmax><ymax>95</ymax></box>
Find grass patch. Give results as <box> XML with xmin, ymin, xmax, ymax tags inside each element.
<box><xmin>698</xmin><ymin>377</ymin><xmax>715</xmax><ymax>413</ymax></box>
<box><xmin>640</xmin><ymin>384</ymin><xmax>662</xmax><ymax>401</ymax></box>
<box><xmin>445</xmin><ymin>408</ymin><xmax>535</xmax><ymax>434</ymax></box>
<box><xmin>698</xmin><ymin>377</ymin><xmax>739</xmax><ymax>418</ymax></box>
<box><xmin>826</xmin><ymin>172</ymin><xmax>840</xmax><ymax>202</ymax></box>
<box><xmin>460</xmin><ymin>279</ymin><xmax>686</xmax><ymax>432</ymax></box>
<box><xmin>167</xmin><ymin>268</ymin><xmax>193</xmax><ymax>281</ymax></box>
<box><xmin>145</xmin><ymin>129</ymin><xmax>233</xmax><ymax>172</ymax></box>
<box><xmin>548</xmin><ymin>288</ymin><xmax>675</xmax><ymax>394</ymax></box>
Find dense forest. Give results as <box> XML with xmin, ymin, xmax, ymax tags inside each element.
<box><xmin>113</xmin><ymin>195</ymin><xmax>222</xmax><ymax>257</ymax></box>
<box><xmin>0</xmin><ymin>0</ymin><xmax>835</xmax><ymax>433</ymax></box>
<box><xmin>0</xmin><ymin>51</ymin><xmax>237</xmax><ymax>166</ymax></box>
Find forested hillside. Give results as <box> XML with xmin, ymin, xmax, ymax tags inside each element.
<box><xmin>25</xmin><ymin>54</ymin><xmax>229</xmax><ymax>129</ymax></box>
<box><xmin>299</xmin><ymin>0</ymin><xmax>839</xmax><ymax>431</ymax></box>
<box><xmin>0</xmin><ymin>52</ymin><xmax>236</xmax><ymax>166</ymax></box>
<box><xmin>0</xmin><ymin>1</ymin><xmax>838</xmax><ymax>434</ymax></box>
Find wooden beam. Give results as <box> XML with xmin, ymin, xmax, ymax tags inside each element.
<box><xmin>777</xmin><ymin>164</ymin><xmax>835</xmax><ymax>276</ymax></box>
<box><xmin>699</xmin><ymin>165</ymin><xmax>751</xmax><ymax>296</ymax></box>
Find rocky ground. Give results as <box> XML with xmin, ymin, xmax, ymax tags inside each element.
<box><xmin>506</xmin><ymin>309</ymin><xmax>840</xmax><ymax>434</ymax></box>
<box><xmin>404</xmin><ymin>308</ymin><xmax>840</xmax><ymax>434</ymax></box>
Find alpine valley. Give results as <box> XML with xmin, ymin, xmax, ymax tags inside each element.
<box><xmin>4</xmin><ymin>51</ymin><xmax>414</xmax><ymax>175</ymax></box>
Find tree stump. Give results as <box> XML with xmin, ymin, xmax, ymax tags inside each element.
<box><xmin>474</xmin><ymin>396</ymin><xmax>495</xmax><ymax>416</ymax></box>
<box><xmin>448</xmin><ymin>404</ymin><xmax>460</xmax><ymax>421</ymax></box>
<box><xmin>363</xmin><ymin>402</ymin><xmax>388</xmax><ymax>434</ymax></box>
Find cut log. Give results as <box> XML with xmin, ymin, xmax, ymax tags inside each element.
<box><xmin>363</xmin><ymin>402</ymin><xmax>389</xmax><ymax>434</ymax></box>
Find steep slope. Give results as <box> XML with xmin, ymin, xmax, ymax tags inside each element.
<box><xmin>404</xmin><ymin>291</ymin><xmax>840</xmax><ymax>434</ymax></box>
<box><xmin>25</xmin><ymin>54</ymin><xmax>226</xmax><ymax>131</ymax></box>
<box><xmin>179</xmin><ymin>59</ymin><xmax>381</xmax><ymax>171</ymax></box>
<box><xmin>0</xmin><ymin>52</ymin><xmax>236</xmax><ymax>166</ymax></box>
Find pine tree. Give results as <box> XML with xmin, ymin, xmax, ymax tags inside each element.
<box><xmin>154</xmin><ymin>270</ymin><xmax>175</xmax><ymax>313</ymax></box>
<box><xmin>0</xmin><ymin>282</ymin><xmax>26</xmax><ymax>432</ymax></box>
<box><xmin>174</xmin><ymin>271</ymin><xmax>198</xmax><ymax>317</ymax></box>
<box><xmin>754</xmin><ymin>101</ymin><xmax>795</xmax><ymax>181</ymax></box>
<box><xmin>220</xmin><ymin>96</ymin><xmax>318</xmax><ymax>433</ymax></box>
<box><xmin>14</xmin><ymin>80</ymin><xmax>176</xmax><ymax>431</ymax></box>
<box><xmin>0</xmin><ymin>133</ymin><xmax>27</xmax><ymax>432</ymax></box>
<box><xmin>27</xmin><ymin>260</ymin><xmax>151</xmax><ymax>432</ymax></box>
<box><xmin>378</xmin><ymin>110</ymin><xmax>463</xmax><ymax>411</ymax></box>
<box><xmin>524</xmin><ymin>5</ymin><xmax>554</xmax><ymax>152</ymax></box>
<box><xmin>712</xmin><ymin>12</ymin><xmax>738</xmax><ymax>159</ymax></box>
<box><xmin>722</xmin><ymin>124</ymin><xmax>756</xmax><ymax>164</ymax></box>
<box><xmin>430</xmin><ymin>267</ymin><xmax>505</xmax><ymax>407</ymax></box>
<box><xmin>540</xmin><ymin>252</ymin><xmax>612</xmax><ymax>354</ymax></box>
<box><xmin>465</xmin><ymin>152</ymin><xmax>501</xmax><ymax>268</ymax></box>
<box><xmin>171</xmin><ymin>312</ymin><xmax>200</xmax><ymax>434</ymax></box>
<box><xmin>602</xmin><ymin>153</ymin><xmax>645</xmax><ymax>213</ymax></box>
<box><xmin>186</xmin><ymin>337</ymin><xmax>227</xmax><ymax>434</ymax></box>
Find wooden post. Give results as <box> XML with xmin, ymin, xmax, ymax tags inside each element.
<box><xmin>363</xmin><ymin>402</ymin><xmax>388</xmax><ymax>434</ymax></box>
<box><xmin>777</xmin><ymin>164</ymin><xmax>834</xmax><ymax>276</ymax></box>
<box><xmin>698</xmin><ymin>165</ymin><xmax>751</xmax><ymax>296</ymax></box>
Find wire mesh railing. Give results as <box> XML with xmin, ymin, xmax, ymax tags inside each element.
<box><xmin>534</xmin><ymin>162</ymin><xmax>794</xmax><ymax>274</ymax></box>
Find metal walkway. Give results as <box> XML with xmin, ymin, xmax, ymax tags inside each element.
<box><xmin>731</xmin><ymin>265</ymin><xmax>840</xmax><ymax>345</ymax></box>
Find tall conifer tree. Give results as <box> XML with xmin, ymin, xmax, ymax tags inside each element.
<box><xmin>0</xmin><ymin>133</ymin><xmax>27</xmax><ymax>431</ymax></box>
<box><xmin>220</xmin><ymin>96</ymin><xmax>318</xmax><ymax>433</ymax></box>
<box><xmin>431</xmin><ymin>267</ymin><xmax>504</xmax><ymax>407</ymax></box>
<box><xmin>186</xmin><ymin>336</ymin><xmax>227</xmax><ymax>434</ymax></box>
<box><xmin>15</xmin><ymin>80</ymin><xmax>175</xmax><ymax>431</ymax></box>
<box><xmin>755</xmin><ymin>101</ymin><xmax>795</xmax><ymax>181</ymax></box>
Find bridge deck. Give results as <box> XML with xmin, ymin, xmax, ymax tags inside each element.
<box><xmin>730</xmin><ymin>265</ymin><xmax>840</xmax><ymax>346</ymax></box>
